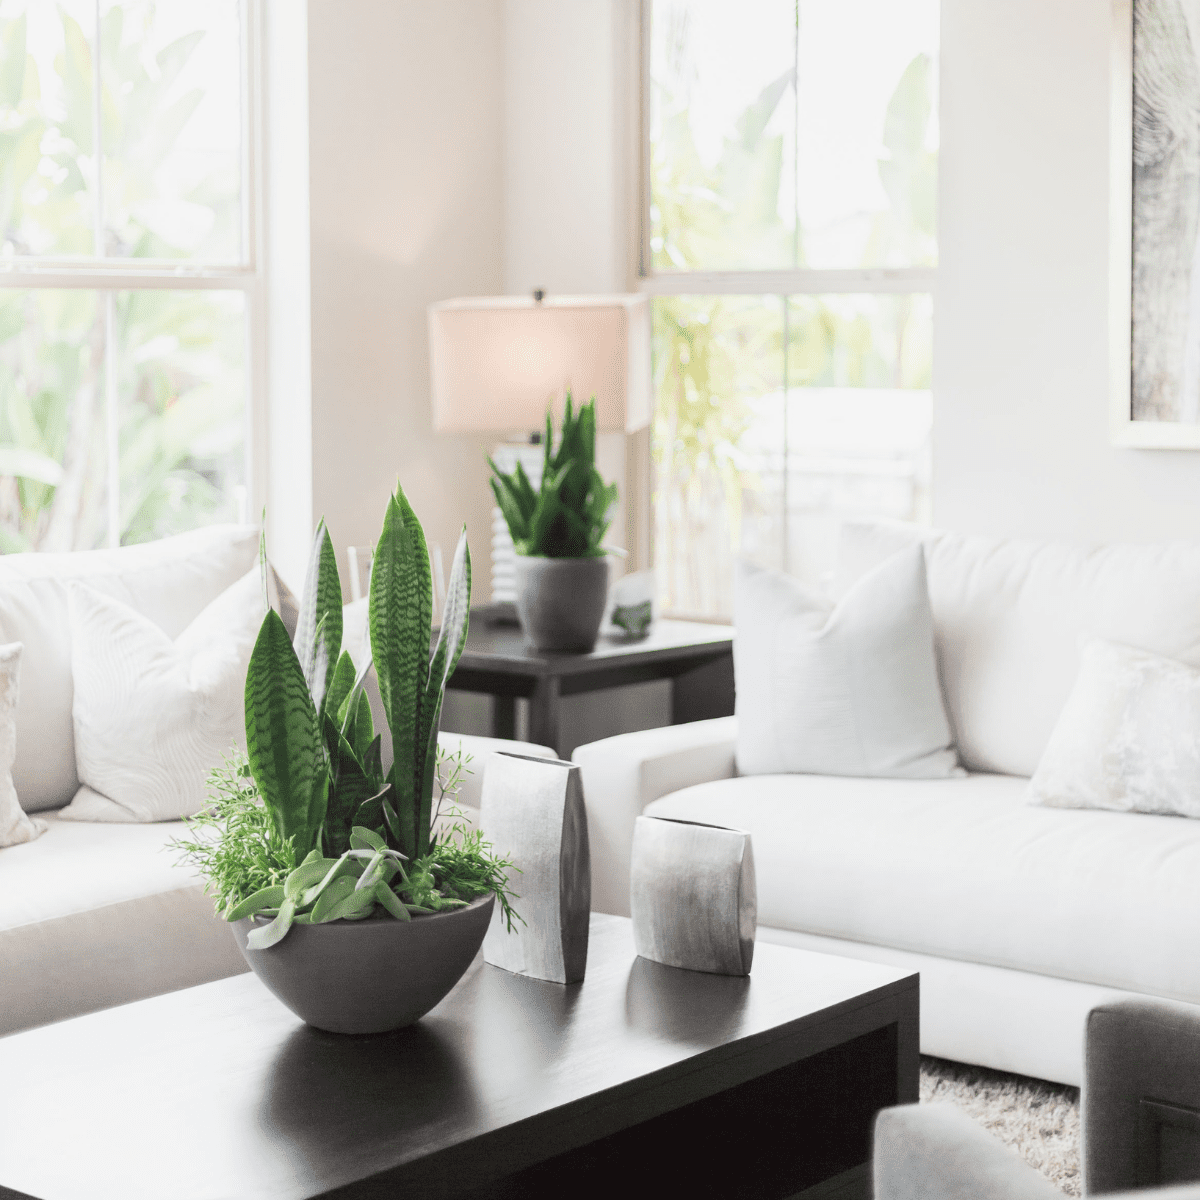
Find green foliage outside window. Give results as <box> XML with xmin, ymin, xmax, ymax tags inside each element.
<box><xmin>651</xmin><ymin>52</ymin><xmax>937</xmax><ymax>612</ymax></box>
<box><xmin>0</xmin><ymin>5</ymin><xmax>243</xmax><ymax>553</ymax></box>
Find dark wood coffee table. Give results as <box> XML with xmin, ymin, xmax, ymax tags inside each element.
<box><xmin>0</xmin><ymin>916</ymin><xmax>917</xmax><ymax>1200</ymax></box>
<box><xmin>448</xmin><ymin>611</ymin><xmax>734</xmax><ymax>756</ymax></box>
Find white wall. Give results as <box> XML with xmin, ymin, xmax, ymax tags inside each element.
<box><xmin>305</xmin><ymin>0</ymin><xmax>504</xmax><ymax>593</ymax></box>
<box><xmin>935</xmin><ymin>0</ymin><xmax>1200</xmax><ymax>542</ymax></box>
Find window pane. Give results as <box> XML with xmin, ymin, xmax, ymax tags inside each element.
<box><xmin>116</xmin><ymin>288</ymin><xmax>245</xmax><ymax>544</ymax></box>
<box><xmin>0</xmin><ymin>289</ymin><xmax>108</xmax><ymax>551</ymax></box>
<box><xmin>649</xmin><ymin>0</ymin><xmax>938</xmax><ymax>272</ymax></box>
<box><xmin>0</xmin><ymin>1</ymin><xmax>98</xmax><ymax>257</ymax></box>
<box><xmin>652</xmin><ymin>294</ymin><xmax>932</xmax><ymax>619</ymax></box>
<box><xmin>101</xmin><ymin>0</ymin><xmax>242</xmax><ymax>262</ymax></box>
<box><xmin>653</xmin><ymin>295</ymin><xmax>785</xmax><ymax>618</ymax></box>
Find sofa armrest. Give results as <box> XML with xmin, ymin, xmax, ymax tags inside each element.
<box><xmin>572</xmin><ymin>716</ymin><xmax>737</xmax><ymax>916</ymax></box>
<box><xmin>875</xmin><ymin>1105</ymin><xmax>1061</xmax><ymax>1200</ymax></box>
<box><xmin>1085</xmin><ymin>998</ymin><xmax>1200</xmax><ymax>1193</ymax></box>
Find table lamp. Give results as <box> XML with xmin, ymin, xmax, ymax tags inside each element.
<box><xmin>428</xmin><ymin>292</ymin><xmax>651</xmax><ymax>608</ymax></box>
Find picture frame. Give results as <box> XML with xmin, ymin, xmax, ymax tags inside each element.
<box><xmin>1111</xmin><ymin>0</ymin><xmax>1200</xmax><ymax>448</ymax></box>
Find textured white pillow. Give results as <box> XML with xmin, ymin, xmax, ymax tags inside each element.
<box><xmin>1029</xmin><ymin>638</ymin><xmax>1200</xmax><ymax>817</ymax></box>
<box><xmin>735</xmin><ymin>545</ymin><xmax>961</xmax><ymax>779</ymax></box>
<box><xmin>0</xmin><ymin>642</ymin><xmax>46</xmax><ymax>847</ymax></box>
<box><xmin>59</xmin><ymin>567</ymin><xmax>265</xmax><ymax>823</ymax></box>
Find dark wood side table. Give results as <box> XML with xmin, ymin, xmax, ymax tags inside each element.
<box><xmin>447</xmin><ymin>610</ymin><xmax>735</xmax><ymax>756</ymax></box>
<box><xmin>0</xmin><ymin>914</ymin><xmax>918</xmax><ymax>1200</ymax></box>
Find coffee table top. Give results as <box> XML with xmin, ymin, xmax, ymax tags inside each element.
<box><xmin>456</xmin><ymin>612</ymin><xmax>732</xmax><ymax>678</ymax></box>
<box><xmin>0</xmin><ymin>915</ymin><xmax>914</xmax><ymax>1200</ymax></box>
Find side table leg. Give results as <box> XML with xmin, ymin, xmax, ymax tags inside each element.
<box><xmin>671</xmin><ymin>651</ymin><xmax>735</xmax><ymax>725</ymax></box>
<box><xmin>528</xmin><ymin>676</ymin><xmax>562</xmax><ymax>757</ymax></box>
<box><xmin>493</xmin><ymin>695</ymin><xmax>517</xmax><ymax>740</ymax></box>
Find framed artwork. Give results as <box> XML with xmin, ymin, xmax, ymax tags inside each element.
<box><xmin>1112</xmin><ymin>0</ymin><xmax>1200</xmax><ymax>447</ymax></box>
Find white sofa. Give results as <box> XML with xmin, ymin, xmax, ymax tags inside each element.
<box><xmin>0</xmin><ymin>526</ymin><xmax>551</xmax><ymax>1038</ymax></box>
<box><xmin>574</xmin><ymin>520</ymin><xmax>1200</xmax><ymax>1087</ymax></box>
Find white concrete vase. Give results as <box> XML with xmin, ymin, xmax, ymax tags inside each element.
<box><xmin>480</xmin><ymin>751</ymin><xmax>591</xmax><ymax>984</ymax></box>
<box><xmin>630</xmin><ymin>815</ymin><xmax>756</xmax><ymax>977</ymax></box>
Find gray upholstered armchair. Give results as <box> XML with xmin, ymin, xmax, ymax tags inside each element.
<box><xmin>875</xmin><ymin>998</ymin><xmax>1200</xmax><ymax>1199</ymax></box>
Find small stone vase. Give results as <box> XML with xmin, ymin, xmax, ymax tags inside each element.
<box><xmin>514</xmin><ymin>555</ymin><xmax>610</xmax><ymax>652</ymax></box>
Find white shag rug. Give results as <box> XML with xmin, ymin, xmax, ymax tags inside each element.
<box><xmin>920</xmin><ymin>1056</ymin><xmax>1081</xmax><ymax>1197</ymax></box>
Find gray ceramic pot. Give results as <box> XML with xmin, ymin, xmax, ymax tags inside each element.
<box><xmin>514</xmin><ymin>554</ymin><xmax>610</xmax><ymax>652</ymax></box>
<box><xmin>234</xmin><ymin>893</ymin><xmax>494</xmax><ymax>1035</ymax></box>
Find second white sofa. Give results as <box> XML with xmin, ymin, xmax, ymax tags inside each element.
<box><xmin>574</xmin><ymin>520</ymin><xmax>1200</xmax><ymax>1086</ymax></box>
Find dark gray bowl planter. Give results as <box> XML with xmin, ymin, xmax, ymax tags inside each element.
<box><xmin>514</xmin><ymin>554</ymin><xmax>610</xmax><ymax>652</ymax></box>
<box><xmin>233</xmin><ymin>893</ymin><xmax>494</xmax><ymax>1035</ymax></box>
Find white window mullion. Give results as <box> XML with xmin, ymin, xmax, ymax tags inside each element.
<box><xmin>91</xmin><ymin>0</ymin><xmax>104</xmax><ymax>259</ymax></box>
<box><xmin>104</xmin><ymin>292</ymin><xmax>119</xmax><ymax>548</ymax></box>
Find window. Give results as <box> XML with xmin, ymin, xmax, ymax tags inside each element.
<box><xmin>645</xmin><ymin>0</ymin><xmax>938</xmax><ymax>618</ymax></box>
<box><xmin>0</xmin><ymin>0</ymin><xmax>256</xmax><ymax>552</ymax></box>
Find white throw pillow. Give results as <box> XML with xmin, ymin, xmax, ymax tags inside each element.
<box><xmin>1029</xmin><ymin>638</ymin><xmax>1200</xmax><ymax>817</ymax></box>
<box><xmin>735</xmin><ymin>546</ymin><xmax>961</xmax><ymax>779</ymax></box>
<box><xmin>0</xmin><ymin>642</ymin><xmax>46</xmax><ymax>847</ymax></box>
<box><xmin>59</xmin><ymin>567</ymin><xmax>266</xmax><ymax>823</ymax></box>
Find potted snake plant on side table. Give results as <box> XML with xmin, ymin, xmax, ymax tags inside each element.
<box><xmin>488</xmin><ymin>393</ymin><xmax>619</xmax><ymax>652</ymax></box>
<box><xmin>177</xmin><ymin>485</ymin><xmax>517</xmax><ymax>1035</ymax></box>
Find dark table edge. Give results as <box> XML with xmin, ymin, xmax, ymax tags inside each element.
<box><xmin>320</xmin><ymin>971</ymin><xmax>920</xmax><ymax>1199</ymax></box>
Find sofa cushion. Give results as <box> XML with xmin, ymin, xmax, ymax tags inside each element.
<box><xmin>734</xmin><ymin>548</ymin><xmax>960</xmax><ymax>779</ymax></box>
<box><xmin>0</xmin><ymin>525</ymin><xmax>261</xmax><ymax>812</ymax></box>
<box><xmin>60</xmin><ymin>568</ymin><xmax>265</xmax><ymax>823</ymax></box>
<box><xmin>645</xmin><ymin>772</ymin><xmax>1200</xmax><ymax>1001</ymax></box>
<box><xmin>835</xmin><ymin>521</ymin><xmax>1200</xmax><ymax>777</ymax></box>
<box><xmin>0</xmin><ymin>813</ymin><xmax>246</xmax><ymax>1037</ymax></box>
<box><xmin>1029</xmin><ymin>638</ymin><xmax>1200</xmax><ymax>818</ymax></box>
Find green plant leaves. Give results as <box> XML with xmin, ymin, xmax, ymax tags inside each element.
<box><xmin>418</xmin><ymin>528</ymin><xmax>471</xmax><ymax>857</ymax></box>
<box><xmin>244</xmin><ymin>608</ymin><xmax>324</xmax><ymax>856</ymax></box>
<box><xmin>487</xmin><ymin>395</ymin><xmax>617</xmax><ymax>558</ymax></box>
<box><xmin>368</xmin><ymin>486</ymin><xmax>433</xmax><ymax>859</ymax></box>
<box><xmin>294</xmin><ymin>519</ymin><xmax>344</xmax><ymax>712</ymax></box>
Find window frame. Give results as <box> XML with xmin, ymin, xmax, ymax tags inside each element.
<box><xmin>0</xmin><ymin>0</ymin><xmax>266</xmax><ymax>548</ymax></box>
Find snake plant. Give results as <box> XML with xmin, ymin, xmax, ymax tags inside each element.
<box><xmin>179</xmin><ymin>484</ymin><xmax>516</xmax><ymax>949</ymax></box>
<box><xmin>488</xmin><ymin>393</ymin><xmax>619</xmax><ymax>558</ymax></box>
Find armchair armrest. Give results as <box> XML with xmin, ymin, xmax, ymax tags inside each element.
<box><xmin>572</xmin><ymin>716</ymin><xmax>737</xmax><ymax>916</ymax></box>
<box><xmin>874</xmin><ymin>1105</ymin><xmax>1061</xmax><ymax>1200</ymax></box>
<box><xmin>1085</xmin><ymin>998</ymin><xmax>1200</xmax><ymax>1193</ymax></box>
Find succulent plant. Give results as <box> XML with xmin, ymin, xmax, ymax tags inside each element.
<box><xmin>178</xmin><ymin>484</ymin><xmax>517</xmax><ymax>948</ymax></box>
<box><xmin>488</xmin><ymin>393</ymin><xmax>619</xmax><ymax>558</ymax></box>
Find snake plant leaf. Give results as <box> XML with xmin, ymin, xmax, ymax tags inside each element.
<box><xmin>293</xmin><ymin>519</ymin><xmax>343</xmax><ymax>709</ymax></box>
<box><xmin>352</xmin><ymin>781</ymin><xmax>393</xmax><ymax>838</ymax></box>
<box><xmin>335</xmin><ymin>651</ymin><xmax>375</xmax><ymax>740</ymax></box>
<box><xmin>369</xmin><ymin>486</ymin><xmax>433</xmax><ymax>859</ymax></box>
<box><xmin>352</xmin><ymin>690</ymin><xmax>375</xmax><ymax>760</ymax></box>
<box><xmin>488</xmin><ymin>474</ymin><xmax>531</xmax><ymax>543</ymax></box>
<box><xmin>244</xmin><ymin>608</ymin><xmax>322</xmax><ymax>854</ymax></box>
<box><xmin>362</xmin><ymin>733</ymin><xmax>383</xmax><ymax>787</ymax></box>
<box><xmin>417</xmin><ymin>530</ymin><xmax>471</xmax><ymax>857</ymax></box>
<box><xmin>325</xmin><ymin>651</ymin><xmax>355</xmax><ymax>728</ymax></box>
<box><xmin>245</xmin><ymin>896</ymin><xmax>297</xmax><ymax>950</ymax></box>
<box><xmin>512</xmin><ymin>460</ymin><xmax>539</xmax><ymax>516</ymax></box>
<box><xmin>225</xmin><ymin>884</ymin><xmax>286</xmax><ymax>922</ymax></box>
<box><xmin>322</xmin><ymin>721</ymin><xmax>379</xmax><ymax>858</ymax></box>
<box><xmin>310</xmin><ymin>875</ymin><xmax>357</xmax><ymax>922</ymax></box>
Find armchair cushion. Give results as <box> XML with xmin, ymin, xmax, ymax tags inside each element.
<box><xmin>875</xmin><ymin>1104</ymin><xmax>1061</xmax><ymax>1200</ymax></box>
<box><xmin>1085</xmin><ymin>998</ymin><xmax>1200</xmax><ymax>1193</ymax></box>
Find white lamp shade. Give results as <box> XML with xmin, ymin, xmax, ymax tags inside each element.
<box><xmin>428</xmin><ymin>294</ymin><xmax>651</xmax><ymax>433</ymax></box>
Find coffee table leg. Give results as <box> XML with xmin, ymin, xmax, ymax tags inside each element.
<box><xmin>528</xmin><ymin>676</ymin><xmax>562</xmax><ymax>757</ymax></box>
<box><xmin>493</xmin><ymin>695</ymin><xmax>517</xmax><ymax>740</ymax></box>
